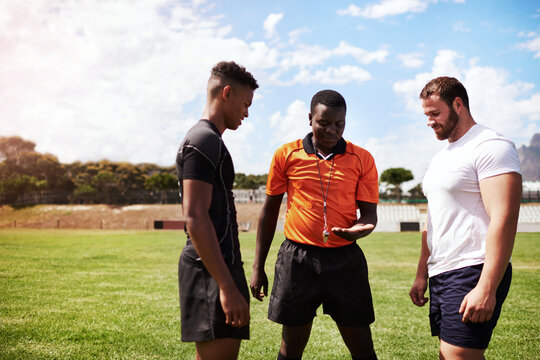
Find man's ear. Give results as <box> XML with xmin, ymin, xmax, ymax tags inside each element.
<box><xmin>308</xmin><ymin>113</ymin><xmax>312</xmax><ymax>126</ymax></box>
<box><xmin>453</xmin><ymin>97</ymin><xmax>464</xmax><ymax>114</ymax></box>
<box><xmin>221</xmin><ymin>85</ymin><xmax>232</xmax><ymax>100</ymax></box>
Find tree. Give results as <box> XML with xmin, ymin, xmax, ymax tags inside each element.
<box><xmin>380</xmin><ymin>167</ymin><xmax>414</xmax><ymax>203</ymax></box>
<box><xmin>0</xmin><ymin>136</ymin><xmax>185</xmax><ymax>204</ymax></box>
<box><xmin>92</xmin><ymin>171</ymin><xmax>117</xmax><ymax>203</ymax></box>
<box><xmin>144</xmin><ymin>172</ymin><xmax>178</xmax><ymax>203</ymax></box>
<box><xmin>18</xmin><ymin>152</ymin><xmax>67</xmax><ymax>188</ymax></box>
<box><xmin>36</xmin><ymin>179</ymin><xmax>49</xmax><ymax>202</ymax></box>
<box><xmin>115</xmin><ymin>162</ymin><xmax>145</xmax><ymax>191</ymax></box>
<box><xmin>234</xmin><ymin>173</ymin><xmax>267</xmax><ymax>189</ymax></box>
<box><xmin>73</xmin><ymin>185</ymin><xmax>97</xmax><ymax>204</ymax></box>
<box><xmin>0</xmin><ymin>175</ymin><xmax>38</xmax><ymax>204</ymax></box>
<box><xmin>408</xmin><ymin>183</ymin><xmax>426</xmax><ymax>200</ymax></box>
<box><xmin>0</xmin><ymin>136</ymin><xmax>36</xmax><ymax>163</ymax></box>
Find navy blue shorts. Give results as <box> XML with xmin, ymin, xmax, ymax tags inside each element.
<box><xmin>429</xmin><ymin>263</ymin><xmax>512</xmax><ymax>349</ymax></box>
<box><xmin>268</xmin><ymin>239</ymin><xmax>375</xmax><ymax>327</ymax></box>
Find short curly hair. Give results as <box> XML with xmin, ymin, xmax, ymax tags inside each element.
<box><xmin>310</xmin><ymin>89</ymin><xmax>346</xmax><ymax>114</ymax></box>
<box><xmin>419</xmin><ymin>76</ymin><xmax>470</xmax><ymax>112</ymax></box>
<box><xmin>211</xmin><ymin>61</ymin><xmax>259</xmax><ymax>90</ymax></box>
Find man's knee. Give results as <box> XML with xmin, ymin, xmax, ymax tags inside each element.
<box><xmin>195</xmin><ymin>338</ymin><xmax>242</xmax><ymax>360</ymax></box>
<box><xmin>338</xmin><ymin>325</ymin><xmax>375</xmax><ymax>356</ymax></box>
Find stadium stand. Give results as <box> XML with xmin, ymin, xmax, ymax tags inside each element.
<box><xmin>518</xmin><ymin>205</ymin><xmax>540</xmax><ymax>223</ymax></box>
<box><xmin>234</xmin><ymin>190</ymin><xmax>539</xmax><ymax>232</ymax></box>
<box><xmin>375</xmin><ymin>204</ymin><xmax>425</xmax><ymax>232</ymax></box>
<box><xmin>517</xmin><ymin>204</ymin><xmax>540</xmax><ymax>232</ymax></box>
<box><xmin>374</xmin><ymin>204</ymin><xmax>540</xmax><ymax>232</ymax></box>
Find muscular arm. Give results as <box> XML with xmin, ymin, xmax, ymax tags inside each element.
<box><xmin>183</xmin><ymin>179</ymin><xmax>249</xmax><ymax>327</ymax></box>
<box><xmin>459</xmin><ymin>172</ymin><xmax>522</xmax><ymax>323</ymax></box>
<box><xmin>410</xmin><ymin>218</ymin><xmax>430</xmax><ymax>307</ymax></box>
<box><xmin>331</xmin><ymin>201</ymin><xmax>377</xmax><ymax>241</ymax></box>
<box><xmin>250</xmin><ymin>194</ymin><xmax>283</xmax><ymax>301</ymax></box>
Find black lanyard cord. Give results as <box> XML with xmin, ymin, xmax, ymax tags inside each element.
<box><xmin>315</xmin><ymin>154</ymin><xmax>335</xmax><ymax>241</ymax></box>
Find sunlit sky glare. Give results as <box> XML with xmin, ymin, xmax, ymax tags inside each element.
<box><xmin>1</xmin><ymin>0</ymin><xmax>539</xmax><ymax>190</ymax></box>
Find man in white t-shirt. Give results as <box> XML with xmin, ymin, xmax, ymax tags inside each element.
<box><xmin>409</xmin><ymin>76</ymin><xmax>522</xmax><ymax>359</ymax></box>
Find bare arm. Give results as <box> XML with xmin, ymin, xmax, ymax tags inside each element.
<box><xmin>250</xmin><ymin>194</ymin><xmax>283</xmax><ymax>301</ymax></box>
<box><xmin>331</xmin><ymin>201</ymin><xmax>377</xmax><ymax>241</ymax></box>
<box><xmin>410</xmin><ymin>217</ymin><xmax>430</xmax><ymax>307</ymax></box>
<box><xmin>183</xmin><ymin>179</ymin><xmax>249</xmax><ymax>327</ymax></box>
<box><xmin>459</xmin><ymin>172</ymin><xmax>522</xmax><ymax>323</ymax></box>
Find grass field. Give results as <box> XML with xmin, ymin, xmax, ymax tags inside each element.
<box><xmin>0</xmin><ymin>230</ymin><xmax>538</xmax><ymax>359</ymax></box>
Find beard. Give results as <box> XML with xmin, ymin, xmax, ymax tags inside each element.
<box><xmin>435</xmin><ymin>107</ymin><xmax>459</xmax><ymax>140</ymax></box>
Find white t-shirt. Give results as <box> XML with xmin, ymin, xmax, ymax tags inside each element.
<box><xmin>423</xmin><ymin>124</ymin><xmax>521</xmax><ymax>277</ymax></box>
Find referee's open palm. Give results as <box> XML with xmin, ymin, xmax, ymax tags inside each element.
<box><xmin>332</xmin><ymin>223</ymin><xmax>375</xmax><ymax>241</ymax></box>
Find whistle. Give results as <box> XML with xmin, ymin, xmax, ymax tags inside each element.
<box><xmin>323</xmin><ymin>229</ymin><xmax>330</xmax><ymax>242</ymax></box>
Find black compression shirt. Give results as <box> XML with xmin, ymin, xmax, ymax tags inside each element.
<box><xmin>176</xmin><ymin>120</ymin><xmax>241</xmax><ymax>266</ymax></box>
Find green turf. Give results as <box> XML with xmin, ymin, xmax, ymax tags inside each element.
<box><xmin>0</xmin><ymin>230</ymin><xmax>538</xmax><ymax>359</ymax></box>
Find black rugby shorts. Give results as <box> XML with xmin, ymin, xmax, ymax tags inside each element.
<box><xmin>178</xmin><ymin>248</ymin><xmax>250</xmax><ymax>342</ymax></box>
<box><xmin>268</xmin><ymin>239</ymin><xmax>375</xmax><ymax>327</ymax></box>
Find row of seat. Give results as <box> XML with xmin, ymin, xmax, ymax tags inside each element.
<box><xmin>518</xmin><ymin>205</ymin><xmax>540</xmax><ymax>223</ymax></box>
<box><xmin>376</xmin><ymin>204</ymin><xmax>540</xmax><ymax>223</ymax></box>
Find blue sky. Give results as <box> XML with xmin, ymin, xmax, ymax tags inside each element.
<box><xmin>1</xmin><ymin>0</ymin><xmax>539</xmax><ymax>190</ymax></box>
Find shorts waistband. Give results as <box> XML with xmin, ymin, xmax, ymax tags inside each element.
<box><xmin>284</xmin><ymin>238</ymin><xmax>357</xmax><ymax>252</ymax></box>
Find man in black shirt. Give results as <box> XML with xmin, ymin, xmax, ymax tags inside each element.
<box><xmin>176</xmin><ymin>61</ymin><xmax>258</xmax><ymax>360</ymax></box>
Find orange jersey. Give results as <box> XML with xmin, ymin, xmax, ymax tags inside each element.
<box><xmin>266</xmin><ymin>133</ymin><xmax>379</xmax><ymax>247</ymax></box>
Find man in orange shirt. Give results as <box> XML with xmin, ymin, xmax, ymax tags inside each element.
<box><xmin>250</xmin><ymin>90</ymin><xmax>379</xmax><ymax>360</ymax></box>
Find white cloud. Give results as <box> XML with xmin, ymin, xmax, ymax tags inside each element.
<box><xmin>364</xmin><ymin>127</ymin><xmax>444</xmax><ymax>190</ymax></box>
<box><xmin>288</xmin><ymin>27</ymin><xmax>309</xmax><ymax>44</ymax></box>
<box><xmin>463</xmin><ymin>65</ymin><xmax>540</xmax><ymax>138</ymax></box>
<box><xmin>515</xmin><ymin>93</ymin><xmax>540</xmax><ymax>121</ymax></box>
<box><xmin>337</xmin><ymin>0</ymin><xmax>466</xmax><ymax>19</ymax></box>
<box><xmin>517</xmin><ymin>31</ymin><xmax>536</xmax><ymax>38</ymax></box>
<box><xmin>222</xmin><ymin>121</ymin><xmax>257</xmax><ymax>172</ymax></box>
<box><xmin>393</xmin><ymin>49</ymin><xmax>464</xmax><ymax>113</ymax></box>
<box><xmin>518</xmin><ymin>32</ymin><xmax>540</xmax><ymax>58</ymax></box>
<box><xmin>452</xmin><ymin>21</ymin><xmax>470</xmax><ymax>32</ymax></box>
<box><xmin>0</xmin><ymin>0</ymin><xmax>279</xmax><ymax>166</ymax></box>
<box><xmin>269</xmin><ymin>100</ymin><xmax>310</xmax><ymax>146</ymax></box>
<box><xmin>293</xmin><ymin>65</ymin><xmax>372</xmax><ymax>85</ymax></box>
<box><xmin>337</xmin><ymin>0</ymin><xmax>430</xmax><ymax>19</ymax></box>
<box><xmin>263</xmin><ymin>13</ymin><xmax>283</xmax><ymax>39</ymax></box>
<box><xmin>334</xmin><ymin>41</ymin><xmax>389</xmax><ymax>64</ymax></box>
<box><xmin>397</xmin><ymin>52</ymin><xmax>425</xmax><ymax>68</ymax></box>
<box><xmin>280</xmin><ymin>41</ymin><xmax>388</xmax><ymax>70</ymax></box>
